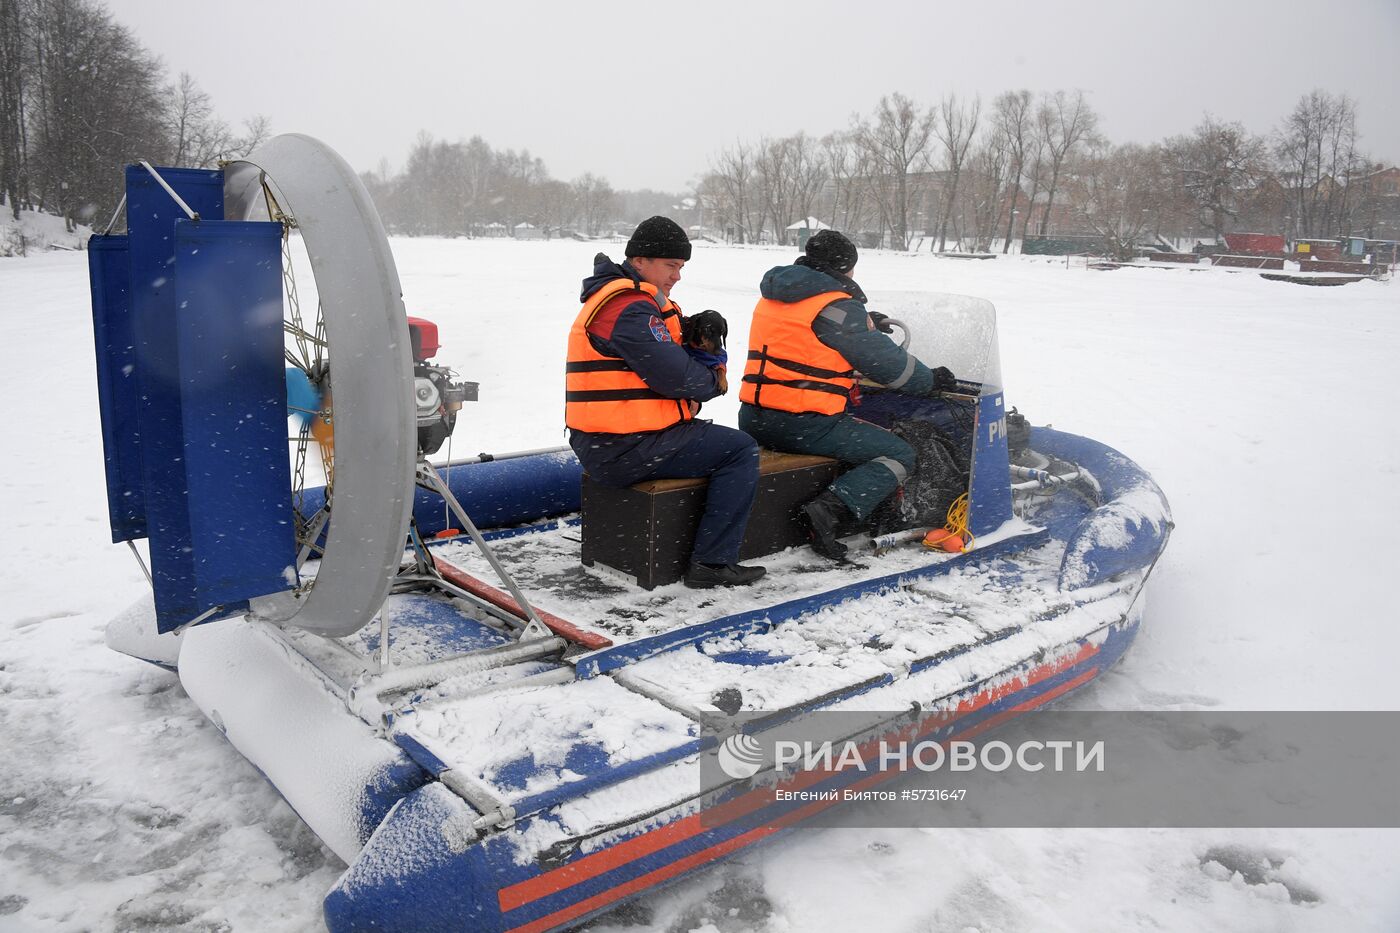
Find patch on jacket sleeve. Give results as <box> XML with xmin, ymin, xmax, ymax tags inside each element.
<box><xmin>648</xmin><ymin>315</ymin><xmax>673</xmax><ymax>343</ymax></box>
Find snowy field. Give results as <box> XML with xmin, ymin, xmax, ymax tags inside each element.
<box><xmin>2</xmin><ymin>238</ymin><xmax>1398</xmax><ymax>931</ymax></box>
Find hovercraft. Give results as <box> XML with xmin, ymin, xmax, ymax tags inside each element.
<box><xmin>88</xmin><ymin>136</ymin><xmax>1171</xmax><ymax>933</ymax></box>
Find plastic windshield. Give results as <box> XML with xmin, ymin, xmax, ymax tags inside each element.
<box><xmin>865</xmin><ymin>291</ymin><xmax>1002</xmax><ymax>397</ymax></box>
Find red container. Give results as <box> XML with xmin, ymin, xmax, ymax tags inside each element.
<box><xmin>1223</xmin><ymin>233</ymin><xmax>1286</xmax><ymax>255</ymax></box>
<box><xmin>407</xmin><ymin>316</ymin><xmax>440</xmax><ymax>360</ymax></box>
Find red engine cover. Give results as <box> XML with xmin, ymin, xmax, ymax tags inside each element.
<box><xmin>406</xmin><ymin>316</ymin><xmax>440</xmax><ymax>361</ymax></box>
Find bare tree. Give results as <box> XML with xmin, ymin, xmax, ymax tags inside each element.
<box><xmin>784</xmin><ymin>132</ymin><xmax>828</xmax><ymax>236</ymax></box>
<box><xmin>26</xmin><ymin>0</ymin><xmax>167</xmax><ymax>230</ymax></box>
<box><xmin>459</xmin><ymin>135</ymin><xmax>495</xmax><ymax>233</ymax></box>
<box><xmin>753</xmin><ymin>136</ymin><xmax>786</xmax><ymax>243</ymax></box>
<box><xmin>399</xmin><ymin>132</ymin><xmax>452</xmax><ymax>234</ymax></box>
<box><xmin>0</xmin><ymin>0</ymin><xmax>271</xmax><ymax>238</ymax></box>
<box><xmin>1325</xmin><ymin>122</ymin><xmax>1365</xmax><ymax>240</ymax></box>
<box><xmin>1035</xmin><ymin>89</ymin><xmax>1098</xmax><ymax>236</ymax></box>
<box><xmin>853</xmin><ymin>92</ymin><xmax>935</xmax><ymax>249</ymax></box>
<box><xmin>496</xmin><ymin>147</ymin><xmax>549</xmax><ymax>226</ymax></box>
<box><xmin>235</xmin><ymin>114</ymin><xmax>271</xmax><ymax>155</ymax></box>
<box><xmin>1276</xmin><ymin>90</ymin><xmax>1368</xmax><ymax>238</ymax></box>
<box><xmin>1277</xmin><ymin>91</ymin><xmax>1327</xmax><ymax>237</ymax></box>
<box><xmin>162</xmin><ymin>73</ymin><xmax>267</xmax><ymax>168</ymax></box>
<box><xmin>707</xmin><ymin>141</ymin><xmax>762</xmax><ymax>243</ymax></box>
<box><xmin>819</xmin><ymin>130</ymin><xmax>869</xmax><ymax>235</ymax></box>
<box><xmin>994</xmin><ymin>90</ymin><xmax>1033</xmax><ymax>252</ymax></box>
<box><xmin>571</xmin><ymin>172</ymin><xmax>616</xmax><ymax>235</ymax></box>
<box><xmin>1074</xmin><ymin>141</ymin><xmax>1169</xmax><ymax>259</ymax></box>
<box><xmin>539</xmin><ymin>178</ymin><xmax>576</xmax><ymax>237</ymax></box>
<box><xmin>693</xmin><ymin>172</ymin><xmax>727</xmax><ymax>238</ymax></box>
<box><xmin>754</xmin><ymin>133</ymin><xmax>828</xmax><ymax>244</ymax></box>
<box><xmin>1163</xmin><ymin>115</ymin><xmax>1265</xmax><ymax>240</ymax></box>
<box><xmin>165</xmin><ymin>72</ymin><xmax>214</xmax><ymax>167</ymax></box>
<box><xmin>932</xmin><ymin>93</ymin><xmax>981</xmax><ymax>251</ymax></box>
<box><xmin>965</xmin><ymin>129</ymin><xmax>1012</xmax><ymax>251</ymax></box>
<box><xmin>1019</xmin><ymin>121</ymin><xmax>1047</xmax><ymax>242</ymax></box>
<box><xmin>0</xmin><ymin>0</ymin><xmax>28</xmax><ymax>219</ymax></box>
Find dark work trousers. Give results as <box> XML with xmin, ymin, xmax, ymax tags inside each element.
<box><xmin>738</xmin><ymin>404</ymin><xmax>914</xmax><ymax>521</ymax></box>
<box><xmin>570</xmin><ymin>420</ymin><xmax>760</xmax><ymax>566</ymax></box>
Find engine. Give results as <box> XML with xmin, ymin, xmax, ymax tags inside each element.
<box><xmin>408</xmin><ymin>317</ymin><xmax>476</xmax><ymax>455</ymax></box>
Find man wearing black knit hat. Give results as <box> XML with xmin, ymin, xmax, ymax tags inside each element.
<box><xmin>803</xmin><ymin>229</ymin><xmax>861</xmax><ymax>276</ymax></box>
<box><xmin>565</xmin><ymin>216</ymin><xmax>765</xmax><ymax>588</ymax></box>
<box><xmin>739</xmin><ymin>230</ymin><xmax>959</xmax><ymax>560</ymax></box>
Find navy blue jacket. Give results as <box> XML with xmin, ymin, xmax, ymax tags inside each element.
<box><xmin>570</xmin><ymin>256</ymin><xmax>723</xmax><ymax>465</ymax></box>
<box><xmin>756</xmin><ymin>261</ymin><xmax>937</xmax><ymax>396</ymax></box>
<box><xmin>578</xmin><ymin>256</ymin><xmax>723</xmax><ymax>402</ymax></box>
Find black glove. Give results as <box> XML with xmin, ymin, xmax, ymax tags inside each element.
<box><xmin>682</xmin><ymin>309</ymin><xmax>728</xmax><ymax>351</ymax></box>
<box><xmin>868</xmin><ymin>311</ymin><xmax>895</xmax><ymax>334</ymax></box>
<box><xmin>931</xmin><ymin>366</ymin><xmax>958</xmax><ymax>392</ymax></box>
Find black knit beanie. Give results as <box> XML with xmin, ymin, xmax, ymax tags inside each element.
<box><xmin>625</xmin><ymin>216</ymin><xmax>692</xmax><ymax>260</ymax></box>
<box><xmin>804</xmin><ymin>229</ymin><xmax>858</xmax><ymax>274</ymax></box>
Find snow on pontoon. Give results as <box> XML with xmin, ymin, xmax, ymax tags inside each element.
<box><xmin>88</xmin><ymin>136</ymin><xmax>1171</xmax><ymax>932</ymax></box>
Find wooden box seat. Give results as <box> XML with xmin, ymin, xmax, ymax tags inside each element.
<box><xmin>581</xmin><ymin>450</ymin><xmax>839</xmax><ymax>589</ymax></box>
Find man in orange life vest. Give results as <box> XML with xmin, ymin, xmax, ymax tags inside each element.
<box><xmin>739</xmin><ymin>230</ymin><xmax>958</xmax><ymax>560</ymax></box>
<box><xmin>566</xmin><ymin>216</ymin><xmax>766</xmax><ymax>588</ymax></box>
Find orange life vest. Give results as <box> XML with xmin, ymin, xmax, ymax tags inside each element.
<box><xmin>740</xmin><ymin>291</ymin><xmax>856</xmax><ymax>415</ymax></box>
<box><xmin>565</xmin><ymin>278</ymin><xmax>693</xmax><ymax>434</ymax></box>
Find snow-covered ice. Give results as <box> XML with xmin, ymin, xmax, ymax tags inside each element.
<box><xmin>1</xmin><ymin>240</ymin><xmax>1398</xmax><ymax>930</ymax></box>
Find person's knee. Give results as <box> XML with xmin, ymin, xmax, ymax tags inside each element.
<box><xmin>891</xmin><ymin>436</ymin><xmax>916</xmax><ymax>473</ymax></box>
<box><xmin>872</xmin><ymin>436</ymin><xmax>915</xmax><ymax>485</ymax></box>
<box><xmin>730</xmin><ymin>430</ymin><xmax>760</xmax><ymax>474</ymax></box>
<box><xmin>706</xmin><ymin>425</ymin><xmax>759</xmax><ymax>472</ymax></box>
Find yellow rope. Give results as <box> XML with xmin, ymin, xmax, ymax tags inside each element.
<box><xmin>945</xmin><ymin>492</ymin><xmax>974</xmax><ymax>552</ymax></box>
<box><xmin>920</xmin><ymin>493</ymin><xmax>974</xmax><ymax>553</ymax></box>
<box><xmin>935</xmin><ymin>490</ymin><xmax>980</xmax><ymax>549</ymax></box>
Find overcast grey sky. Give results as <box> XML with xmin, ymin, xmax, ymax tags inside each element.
<box><xmin>109</xmin><ymin>0</ymin><xmax>1400</xmax><ymax>191</ymax></box>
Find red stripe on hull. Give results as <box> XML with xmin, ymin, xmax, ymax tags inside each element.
<box><xmin>499</xmin><ymin>645</ymin><xmax>1101</xmax><ymax>928</ymax></box>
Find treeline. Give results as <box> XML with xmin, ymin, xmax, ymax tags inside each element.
<box><xmin>361</xmin><ymin>135</ymin><xmax>691</xmax><ymax>237</ymax></box>
<box><xmin>0</xmin><ymin>0</ymin><xmax>266</xmax><ymax>235</ymax></box>
<box><xmin>5</xmin><ymin>0</ymin><xmax>1390</xmax><ymax>257</ymax></box>
<box><xmin>700</xmin><ymin>88</ymin><xmax>1389</xmax><ymax>255</ymax></box>
<box><xmin>361</xmin><ymin>132</ymin><xmax>625</xmax><ymax>238</ymax></box>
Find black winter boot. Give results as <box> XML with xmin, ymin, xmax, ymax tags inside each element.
<box><xmin>684</xmin><ymin>562</ymin><xmax>767</xmax><ymax>589</ymax></box>
<box><xmin>802</xmin><ymin>490</ymin><xmax>853</xmax><ymax>560</ymax></box>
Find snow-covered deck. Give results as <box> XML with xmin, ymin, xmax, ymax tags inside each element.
<box><xmin>430</xmin><ymin>516</ymin><xmax>1042</xmax><ymax>647</ymax></box>
<box><xmin>271</xmin><ymin>516</ymin><xmax>1144</xmax><ymax>819</ymax></box>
